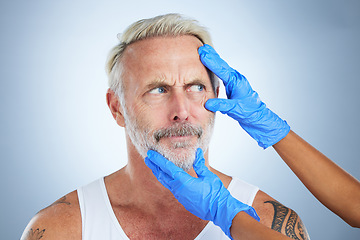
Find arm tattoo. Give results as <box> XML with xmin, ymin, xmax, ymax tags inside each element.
<box><xmin>23</xmin><ymin>228</ymin><xmax>45</xmax><ymax>240</ymax></box>
<box><xmin>297</xmin><ymin>218</ymin><xmax>308</xmax><ymax>240</ymax></box>
<box><xmin>264</xmin><ymin>200</ymin><xmax>289</xmax><ymax>231</ymax></box>
<box><xmin>265</xmin><ymin>200</ymin><xmax>310</xmax><ymax>240</ymax></box>
<box><xmin>286</xmin><ymin>209</ymin><xmax>300</xmax><ymax>239</ymax></box>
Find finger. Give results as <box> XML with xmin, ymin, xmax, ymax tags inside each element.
<box><xmin>205</xmin><ymin>98</ymin><xmax>237</xmax><ymax>114</ymax></box>
<box><xmin>146</xmin><ymin>150</ymin><xmax>195</xmax><ymax>184</ymax></box>
<box><xmin>194</xmin><ymin>148</ymin><xmax>204</xmax><ymax>164</ymax></box>
<box><xmin>144</xmin><ymin>156</ymin><xmax>160</xmax><ymax>176</ymax></box>
<box><xmin>193</xmin><ymin>148</ymin><xmax>209</xmax><ymax>177</ymax></box>
<box><xmin>144</xmin><ymin>157</ymin><xmax>173</xmax><ymax>190</ymax></box>
<box><xmin>144</xmin><ymin>156</ymin><xmax>173</xmax><ymax>182</ymax></box>
<box><xmin>147</xmin><ymin>150</ymin><xmax>185</xmax><ymax>179</ymax></box>
<box><xmin>198</xmin><ymin>44</ymin><xmax>234</xmax><ymax>85</ymax></box>
<box><xmin>199</xmin><ymin>44</ymin><xmax>254</xmax><ymax>100</ymax></box>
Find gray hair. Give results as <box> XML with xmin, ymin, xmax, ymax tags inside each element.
<box><xmin>105</xmin><ymin>13</ymin><xmax>218</xmax><ymax>105</ymax></box>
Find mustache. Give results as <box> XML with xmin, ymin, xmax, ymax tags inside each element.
<box><xmin>153</xmin><ymin>123</ymin><xmax>203</xmax><ymax>142</ymax></box>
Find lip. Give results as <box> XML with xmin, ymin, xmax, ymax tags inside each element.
<box><xmin>161</xmin><ymin>135</ymin><xmax>196</xmax><ymax>142</ymax></box>
<box><xmin>169</xmin><ymin>135</ymin><xmax>193</xmax><ymax>140</ymax></box>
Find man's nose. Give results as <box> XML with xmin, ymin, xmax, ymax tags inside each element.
<box><xmin>169</xmin><ymin>91</ymin><xmax>190</xmax><ymax>122</ymax></box>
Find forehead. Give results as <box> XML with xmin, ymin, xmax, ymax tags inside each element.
<box><xmin>120</xmin><ymin>35</ymin><xmax>210</xmax><ymax>87</ymax></box>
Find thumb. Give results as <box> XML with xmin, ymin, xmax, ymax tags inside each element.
<box><xmin>205</xmin><ymin>98</ymin><xmax>236</xmax><ymax>114</ymax></box>
<box><xmin>193</xmin><ymin>148</ymin><xmax>209</xmax><ymax>177</ymax></box>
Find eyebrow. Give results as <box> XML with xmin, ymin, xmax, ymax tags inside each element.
<box><xmin>184</xmin><ymin>79</ymin><xmax>207</xmax><ymax>87</ymax></box>
<box><xmin>144</xmin><ymin>77</ymin><xmax>210</xmax><ymax>93</ymax></box>
<box><xmin>145</xmin><ymin>78</ymin><xmax>169</xmax><ymax>91</ymax></box>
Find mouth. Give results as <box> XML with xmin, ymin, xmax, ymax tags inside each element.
<box><xmin>157</xmin><ymin>134</ymin><xmax>196</xmax><ymax>146</ymax></box>
<box><xmin>168</xmin><ymin>135</ymin><xmax>193</xmax><ymax>140</ymax></box>
<box><xmin>164</xmin><ymin>135</ymin><xmax>196</xmax><ymax>145</ymax></box>
<box><xmin>164</xmin><ymin>136</ymin><xmax>196</xmax><ymax>149</ymax></box>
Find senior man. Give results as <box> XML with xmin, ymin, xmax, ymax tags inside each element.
<box><xmin>21</xmin><ymin>14</ymin><xmax>309</xmax><ymax>240</ymax></box>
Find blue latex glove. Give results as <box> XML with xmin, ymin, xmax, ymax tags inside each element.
<box><xmin>145</xmin><ymin>148</ymin><xmax>260</xmax><ymax>239</ymax></box>
<box><xmin>199</xmin><ymin>44</ymin><xmax>290</xmax><ymax>149</ymax></box>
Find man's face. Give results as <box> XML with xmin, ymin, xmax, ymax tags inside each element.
<box><xmin>119</xmin><ymin>36</ymin><xmax>216</xmax><ymax>171</ymax></box>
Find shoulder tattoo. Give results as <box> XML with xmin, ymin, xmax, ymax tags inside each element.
<box><xmin>23</xmin><ymin>228</ymin><xmax>45</xmax><ymax>240</ymax></box>
<box><xmin>41</xmin><ymin>196</ymin><xmax>71</xmax><ymax>213</ymax></box>
<box><xmin>50</xmin><ymin>196</ymin><xmax>71</xmax><ymax>207</ymax></box>
<box><xmin>265</xmin><ymin>200</ymin><xmax>310</xmax><ymax>240</ymax></box>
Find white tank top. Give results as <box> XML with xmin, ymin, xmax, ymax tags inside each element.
<box><xmin>77</xmin><ymin>177</ymin><xmax>259</xmax><ymax>240</ymax></box>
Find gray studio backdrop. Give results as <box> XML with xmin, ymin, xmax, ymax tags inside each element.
<box><xmin>1</xmin><ymin>0</ymin><xmax>359</xmax><ymax>239</ymax></box>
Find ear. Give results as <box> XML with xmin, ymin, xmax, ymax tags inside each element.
<box><xmin>106</xmin><ymin>88</ymin><xmax>125</xmax><ymax>127</ymax></box>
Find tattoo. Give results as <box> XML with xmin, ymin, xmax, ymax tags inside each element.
<box><xmin>51</xmin><ymin>196</ymin><xmax>71</xmax><ymax>207</ymax></box>
<box><xmin>285</xmin><ymin>209</ymin><xmax>300</xmax><ymax>240</ymax></box>
<box><xmin>265</xmin><ymin>201</ymin><xmax>309</xmax><ymax>240</ymax></box>
<box><xmin>41</xmin><ymin>196</ymin><xmax>70</xmax><ymax>212</ymax></box>
<box><xmin>297</xmin><ymin>218</ymin><xmax>309</xmax><ymax>240</ymax></box>
<box><xmin>264</xmin><ymin>200</ymin><xmax>289</xmax><ymax>232</ymax></box>
<box><xmin>23</xmin><ymin>228</ymin><xmax>45</xmax><ymax>240</ymax></box>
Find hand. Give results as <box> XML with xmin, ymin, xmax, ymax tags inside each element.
<box><xmin>199</xmin><ymin>44</ymin><xmax>290</xmax><ymax>149</ymax></box>
<box><xmin>145</xmin><ymin>148</ymin><xmax>260</xmax><ymax>239</ymax></box>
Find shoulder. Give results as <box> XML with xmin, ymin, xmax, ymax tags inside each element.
<box><xmin>20</xmin><ymin>190</ymin><xmax>82</xmax><ymax>240</ymax></box>
<box><xmin>252</xmin><ymin>190</ymin><xmax>310</xmax><ymax>240</ymax></box>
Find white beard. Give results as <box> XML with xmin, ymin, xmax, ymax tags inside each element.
<box><xmin>123</xmin><ymin>109</ymin><xmax>215</xmax><ymax>172</ymax></box>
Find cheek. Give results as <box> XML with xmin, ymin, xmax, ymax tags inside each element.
<box><xmin>125</xmin><ymin>98</ymin><xmax>151</xmax><ymax>125</ymax></box>
<box><xmin>186</xmin><ymin>92</ymin><xmax>206</xmax><ymax>105</ymax></box>
<box><xmin>132</xmin><ymin>101</ymin><xmax>166</xmax><ymax>127</ymax></box>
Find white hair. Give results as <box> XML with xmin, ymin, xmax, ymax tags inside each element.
<box><xmin>105</xmin><ymin>13</ymin><xmax>218</xmax><ymax>106</ymax></box>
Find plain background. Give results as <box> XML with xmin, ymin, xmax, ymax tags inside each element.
<box><xmin>1</xmin><ymin>0</ymin><xmax>359</xmax><ymax>239</ymax></box>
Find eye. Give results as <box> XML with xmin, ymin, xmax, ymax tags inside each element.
<box><xmin>149</xmin><ymin>86</ymin><xmax>166</xmax><ymax>94</ymax></box>
<box><xmin>187</xmin><ymin>84</ymin><xmax>204</xmax><ymax>92</ymax></box>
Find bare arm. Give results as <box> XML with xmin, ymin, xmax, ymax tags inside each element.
<box><xmin>242</xmin><ymin>190</ymin><xmax>311</xmax><ymax>240</ymax></box>
<box><xmin>230</xmin><ymin>212</ymin><xmax>292</xmax><ymax>240</ymax></box>
<box><xmin>273</xmin><ymin>130</ymin><xmax>360</xmax><ymax>227</ymax></box>
<box><xmin>230</xmin><ymin>191</ymin><xmax>310</xmax><ymax>240</ymax></box>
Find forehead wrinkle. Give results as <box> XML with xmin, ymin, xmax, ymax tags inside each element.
<box><xmin>145</xmin><ymin>76</ymin><xmax>169</xmax><ymax>89</ymax></box>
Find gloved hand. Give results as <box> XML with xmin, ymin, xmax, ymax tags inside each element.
<box><xmin>145</xmin><ymin>148</ymin><xmax>260</xmax><ymax>240</ymax></box>
<box><xmin>199</xmin><ymin>44</ymin><xmax>290</xmax><ymax>149</ymax></box>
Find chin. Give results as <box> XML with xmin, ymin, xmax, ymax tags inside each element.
<box><xmin>160</xmin><ymin>146</ymin><xmax>197</xmax><ymax>172</ymax></box>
